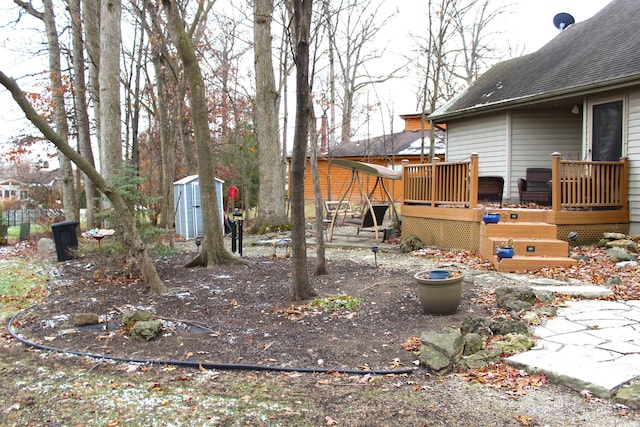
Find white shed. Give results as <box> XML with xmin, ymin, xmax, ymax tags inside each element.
<box><xmin>173</xmin><ymin>175</ymin><xmax>225</xmax><ymax>240</ymax></box>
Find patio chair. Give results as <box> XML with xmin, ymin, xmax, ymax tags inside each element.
<box><xmin>518</xmin><ymin>168</ymin><xmax>552</xmax><ymax>205</ymax></box>
<box><xmin>477</xmin><ymin>176</ymin><xmax>504</xmax><ymax>203</ymax></box>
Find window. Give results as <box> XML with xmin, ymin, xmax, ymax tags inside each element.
<box><xmin>591</xmin><ymin>100</ymin><xmax>623</xmax><ymax>161</ymax></box>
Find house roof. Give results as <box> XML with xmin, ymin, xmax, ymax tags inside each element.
<box><xmin>431</xmin><ymin>0</ymin><xmax>640</xmax><ymax>121</ymax></box>
<box><xmin>325</xmin><ymin>129</ymin><xmax>446</xmax><ymax>158</ymax></box>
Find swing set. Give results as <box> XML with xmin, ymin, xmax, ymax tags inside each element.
<box><xmin>325</xmin><ymin>159</ymin><xmax>401</xmax><ymax>242</ymax></box>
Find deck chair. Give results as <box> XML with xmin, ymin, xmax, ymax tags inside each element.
<box><xmin>518</xmin><ymin>168</ymin><xmax>552</xmax><ymax>205</ymax></box>
<box><xmin>477</xmin><ymin>176</ymin><xmax>504</xmax><ymax>203</ymax></box>
<box><xmin>345</xmin><ymin>204</ymin><xmax>389</xmax><ymax>236</ymax></box>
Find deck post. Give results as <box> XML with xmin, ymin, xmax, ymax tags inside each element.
<box><xmin>551</xmin><ymin>152</ymin><xmax>562</xmax><ymax>212</ymax></box>
<box><xmin>469</xmin><ymin>153</ymin><xmax>479</xmax><ymax>209</ymax></box>
<box><xmin>621</xmin><ymin>157</ymin><xmax>629</xmax><ymax>211</ymax></box>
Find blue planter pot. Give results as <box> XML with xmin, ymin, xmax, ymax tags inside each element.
<box><xmin>496</xmin><ymin>247</ymin><xmax>514</xmax><ymax>259</ymax></box>
<box><xmin>428</xmin><ymin>269</ymin><xmax>451</xmax><ymax>280</ymax></box>
<box><xmin>482</xmin><ymin>213</ymin><xmax>501</xmax><ymax>224</ymax></box>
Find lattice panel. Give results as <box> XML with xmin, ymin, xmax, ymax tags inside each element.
<box><xmin>557</xmin><ymin>224</ymin><xmax>630</xmax><ymax>245</ymax></box>
<box><xmin>402</xmin><ymin>217</ymin><xmax>481</xmax><ymax>252</ymax></box>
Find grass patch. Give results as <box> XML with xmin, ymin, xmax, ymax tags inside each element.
<box><xmin>0</xmin><ymin>258</ymin><xmax>49</xmax><ymax>318</ymax></box>
<box><xmin>310</xmin><ymin>295</ymin><xmax>362</xmax><ymax>310</ymax></box>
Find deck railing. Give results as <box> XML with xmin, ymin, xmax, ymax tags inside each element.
<box><xmin>403</xmin><ymin>152</ymin><xmax>628</xmax><ymax>212</ymax></box>
<box><xmin>403</xmin><ymin>154</ymin><xmax>479</xmax><ymax>208</ymax></box>
<box><xmin>551</xmin><ymin>152</ymin><xmax>628</xmax><ymax>211</ymax></box>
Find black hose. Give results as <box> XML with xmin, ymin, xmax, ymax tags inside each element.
<box><xmin>7</xmin><ymin>307</ymin><xmax>415</xmax><ymax>376</ymax></box>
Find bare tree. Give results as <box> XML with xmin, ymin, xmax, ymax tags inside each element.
<box><xmin>68</xmin><ymin>0</ymin><xmax>98</xmax><ymax>229</ymax></box>
<box><xmin>14</xmin><ymin>0</ymin><xmax>79</xmax><ymax>222</ymax></box>
<box><xmin>324</xmin><ymin>0</ymin><xmax>401</xmax><ymax>145</ymax></box>
<box><xmin>161</xmin><ymin>0</ymin><xmax>240</xmax><ymax>267</ymax></box>
<box><xmin>288</xmin><ymin>0</ymin><xmax>317</xmax><ymax>300</ymax></box>
<box><xmin>253</xmin><ymin>0</ymin><xmax>288</xmax><ymax>230</ymax></box>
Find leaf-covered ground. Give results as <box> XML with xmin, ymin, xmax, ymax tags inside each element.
<box><xmin>1</xmin><ymin>238</ymin><xmax>639</xmax><ymax>426</ymax></box>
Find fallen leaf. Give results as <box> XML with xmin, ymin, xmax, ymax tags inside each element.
<box><xmin>325</xmin><ymin>415</ymin><xmax>339</xmax><ymax>425</ymax></box>
<box><xmin>515</xmin><ymin>414</ymin><xmax>532</xmax><ymax>426</ymax></box>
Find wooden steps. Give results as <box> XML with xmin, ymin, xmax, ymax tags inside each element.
<box><xmin>480</xmin><ymin>222</ymin><xmax>577</xmax><ymax>273</ymax></box>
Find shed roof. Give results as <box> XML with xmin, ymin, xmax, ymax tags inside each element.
<box><xmin>431</xmin><ymin>0</ymin><xmax>640</xmax><ymax>120</ymax></box>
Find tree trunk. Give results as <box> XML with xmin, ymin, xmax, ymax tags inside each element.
<box><xmin>83</xmin><ymin>0</ymin><xmax>101</xmax><ymax>214</ymax></box>
<box><xmin>69</xmin><ymin>0</ymin><xmax>97</xmax><ymax>229</ymax></box>
<box><xmin>0</xmin><ymin>72</ymin><xmax>166</xmax><ymax>295</ymax></box>
<box><xmin>309</xmin><ymin>108</ymin><xmax>327</xmax><ymax>275</ymax></box>
<box><xmin>253</xmin><ymin>0</ymin><xmax>288</xmax><ymax>230</ymax></box>
<box><xmin>161</xmin><ymin>0</ymin><xmax>239</xmax><ymax>267</ymax></box>
<box><xmin>29</xmin><ymin>0</ymin><xmax>79</xmax><ymax>222</ymax></box>
<box><xmin>99</xmin><ymin>0</ymin><xmax>123</xmax><ymax>200</ymax></box>
<box><xmin>290</xmin><ymin>0</ymin><xmax>317</xmax><ymax>300</ymax></box>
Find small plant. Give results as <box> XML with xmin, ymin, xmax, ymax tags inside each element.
<box><xmin>499</xmin><ymin>238</ymin><xmax>514</xmax><ymax>248</ymax></box>
<box><xmin>311</xmin><ymin>295</ymin><xmax>362</xmax><ymax>310</ymax></box>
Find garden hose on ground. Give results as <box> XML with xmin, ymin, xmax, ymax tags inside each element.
<box><xmin>7</xmin><ymin>307</ymin><xmax>415</xmax><ymax>376</ymax></box>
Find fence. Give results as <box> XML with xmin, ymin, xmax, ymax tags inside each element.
<box><xmin>3</xmin><ymin>209</ymin><xmax>62</xmax><ymax>227</ymax></box>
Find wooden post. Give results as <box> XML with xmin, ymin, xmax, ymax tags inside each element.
<box><xmin>621</xmin><ymin>157</ymin><xmax>629</xmax><ymax>211</ymax></box>
<box><xmin>469</xmin><ymin>153</ymin><xmax>479</xmax><ymax>209</ymax></box>
<box><xmin>551</xmin><ymin>152</ymin><xmax>562</xmax><ymax>212</ymax></box>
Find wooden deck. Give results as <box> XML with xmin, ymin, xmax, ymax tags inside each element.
<box><xmin>401</xmin><ymin>153</ymin><xmax>630</xmax><ymax>273</ymax></box>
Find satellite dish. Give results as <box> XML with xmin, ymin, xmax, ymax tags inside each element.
<box><xmin>553</xmin><ymin>12</ymin><xmax>575</xmax><ymax>31</ymax></box>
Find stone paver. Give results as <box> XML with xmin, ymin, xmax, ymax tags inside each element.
<box><xmin>507</xmin><ymin>297</ymin><xmax>640</xmax><ymax>399</ymax></box>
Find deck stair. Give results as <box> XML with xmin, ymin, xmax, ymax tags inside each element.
<box><xmin>479</xmin><ymin>219</ymin><xmax>577</xmax><ymax>273</ymax></box>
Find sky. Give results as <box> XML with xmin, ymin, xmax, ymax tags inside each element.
<box><xmin>361</xmin><ymin>0</ymin><xmax>615</xmax><ymax>139</ymax></box>
<box><xmin>0</xmin><ymin>0</ymin><xmax>615</xmax><ymax>151</ymax></box>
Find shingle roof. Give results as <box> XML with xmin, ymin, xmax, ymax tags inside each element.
<box><xmin>326</xmin><ymin>129</ymin><xmax>445</xmax><ymax>158</ymax></box>
<box><xmin>431</xmin><ymin>0</ymin><xmax>640</xmax><ymax>120</ymax></box>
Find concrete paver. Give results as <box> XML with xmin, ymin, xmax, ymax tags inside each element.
<box><xmin>507</xmin><ymin>297</ymin><xmax>640</xmax><ymax>398</ymax></box>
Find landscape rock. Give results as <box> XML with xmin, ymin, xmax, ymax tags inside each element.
<box><xmin>463</xmin><ymin>333</ymin><xmax>484</xmax><ymax>356</ymax></box>
<box><xmin>122</xmin><ymin>309</ymin><xmax>156</xmax><ymax>329</ymax></box>
<box><xmin>462</xmin><ymin>349</ymin><xmax>502</xmax><ymax>369</ymax></box>
<box><xmin>419</xmin><ymin>327</ymin><xmax>464</xmax><ymax>375</ymax></box>
<box><xmin>401</xmin><ymin>234</ymin><xmax>424</xmax><ymax>253</ymax></box>
<box><xmin>615</xmin><ymin>380</ymin><xmax>640</xmax><ymax>410</ymax></box>
<box><xmin>494</xmin><ymin>287</ymin><xmax>537</xmax><ymax>313</ymax></box>
<box><xmin>130</xmin><ymin>320</ymin><xmax>164</xmax><ymax>341</ymax></box>
<box><xmin>460</xmin><ymin>316</ymin><xmax>492</xmax><ymax>337</ymax></box>
<box><xmin>490</xmin><ymin>318</ymin><xmax>530</xmax><ymax>336</ymax></box>
<box><xmin>603</xmin><ymin>232</ymin><xmax>627</xmax><ymax>241</ymax></box>
<box><xmin>37</xmin><ymin>237</ymin><xmax>56</xmax><ymax>254</ymax></box>
<box><xmin>72</xmin><ymin>312</ymin><xmax>100</xmax><ymax>326</ymax></box>
<box><xmin>495</xmin><ymin>333</ymin><xmax>535</xmax><ymax>355</ymax></box>
<box><xmin>607</xmin><ymin>247</ymin><xmax>633</xmax><ymax>261</ymax></box>
<box><xmin>606</xmin><ymin>239</ymin><xmax>638</xmax><ymax>253</ymax></box>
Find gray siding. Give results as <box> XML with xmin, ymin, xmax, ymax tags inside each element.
<box><xmin>628</xmin><ymin>90</ymin><xmax>640</xmax><ymax>234</ymax></box>
<box><xmin>445</xmin><ymin>112</ymin><xmax>507</xmax><ymax>175</ymax></box>
<box><xmin>510</xmin><ymin>110</ymin><xmax>582</xmax><ymax>201</ymax></box>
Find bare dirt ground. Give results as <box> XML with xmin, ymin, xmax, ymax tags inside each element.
<box><xmin>2</xmin><ymin>235</ymin><xmax>640</xmax><ymax>426</ymax></box>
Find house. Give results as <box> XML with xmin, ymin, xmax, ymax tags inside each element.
<box><xmin>297</xmin><ymin>113</ymin><xmax>445</xmax><ymax>205</ymax></box>
<box><xmin>428</xmin><ymin>0</ymin><xmax>639</xmax><ymax>234</ymax></box>
<box><xmin>399</xmin><ymin>0</ymin><xmax>637</xmax><ymax>272</ymax></box>
<box><xmin>0</xmin><ymin>179</ymin><xmax>28</xmax><ymax>200</ymax></box>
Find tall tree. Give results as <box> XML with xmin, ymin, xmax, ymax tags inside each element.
<box><xmin>253</xmin><ymin>0</ymin><xmax>288</xmax><ymax>230</ymax></box>
<box><xmin>14</xmin><ymin>0</ymin><xmax>79</xmax><ymax>221</ymax></box>
<box><xmin>68</xmin><ymin>0</ymin><xmax>98</xmax><ymax>229</ymax></box>
<box><xmin>99</xmin><ymin>0</ymin><xmax>123</xmax><ymax>216</ymax></box>
<box><xmin>289</xmin><ymin>0</ymin><xmax>317</xmax><ymax>300</ymax></box>
<box><xmin>161</xmin><ymin>0</ymin><xmax>239</xmax><ymax>267</ymax></box>
<box><xmin>325</xmin><ymin>0</ymin><xmax>400</xmax><ymax>145</ymax></box>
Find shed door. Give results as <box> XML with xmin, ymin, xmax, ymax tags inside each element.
<box><xmin>192</xmin><ymin>182</ymin><xmax>201</xmax><ymax>237</ymax></box>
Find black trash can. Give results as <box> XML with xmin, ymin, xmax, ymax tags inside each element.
<box><xmin>51</xmin><ymin>220</ymin><xmax>79</xmax><ymax>262</ymax></box>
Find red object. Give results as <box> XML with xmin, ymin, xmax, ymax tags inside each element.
<box><xmin>227</xmin><ymin>186</ymin><xmax>239</xmax><ymax>199</ymax></box>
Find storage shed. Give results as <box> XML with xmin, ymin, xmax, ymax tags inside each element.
<box><xmin>174</xmin><ymin>175</ymin><xmax>225</xmax><ymax>240</ymax></box>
